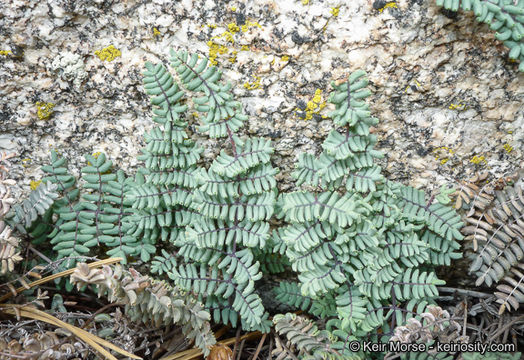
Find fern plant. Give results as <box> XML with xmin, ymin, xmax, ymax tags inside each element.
<box><xmin>30</xmin><ymin>151</ymin><xmax>140</xmax><ymax>276</ymax></box>
<box><xmin>274</xmin><ymin>70</ymin><xmax>464</xmax><ymax>348</ymax></box>
<box><xmin>459</xmin><ymin>174</ymin><xmax>524</xmax><ymax>314</ymax></box>
<box><xmin>0</xmin><ymin>153</ymin><xmax>22</xmax><ymax>276</ymax></box>
<box><xmin>435</xmin><ymin>0</ymin><xmax>524</xmax><ymax>72</ymax></box>
<box><xmin>69</xmin><ymin>262</ymin><xmax>216</xmax><ymax>355</ymax></box>
<box><xmin>135</xmin><ymin>51</ymin><xmax>278</xmax><ymax>332</ymax></box>
<box><xmin>125</xmin><ymin>61</ymin><xmax>202</xmax><ymax>250</ymax></box>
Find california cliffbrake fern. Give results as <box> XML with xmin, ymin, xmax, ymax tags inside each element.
<box><xmin>143</xmin><ymin>50</ymin><xmax>277</xmax><ymax>332</ymax></box>
<box><xmin>7</xmin><ymin>50</ymin><xmax>473</xmax><ymax>358</ymax></box>
<box><xmin>458</xmin><ymin>172</ymin><xmax>524</xmax><ymax>314</ymax></box>
<box><xmin>435</xmin><ymin>0</ymin><xmax>524</xmax><ymax>72</ymax></box>
<box><xmin>17</xmin><ymin>50</ymin><xmax>277</xmax><ymax>335</ymax></box>
<box><xmin>273</xmin><ymin>69</ymin><xmax>464</xmax><ymax>353</ymax></box>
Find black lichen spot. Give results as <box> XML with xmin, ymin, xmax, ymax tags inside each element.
<box><xmin>273</xmin><ymin>27</ymin><xmax>284</xmax><ymax>40</ymax></box>
<box><xmin>291</xmin><ymin>31</ymin><xmax>308</xmax><ymax>45</ymax></box>
<box><xmin>440</xmin><ymin>8</ymin><xmax>458</xmax><ymax>20</ymax></box>
<box><xmin>235</xmin><ymin>12</ymin><xmax>246</xmax><ymax>26</ymax></box>
<box><xmin>296</xmin><ymin>111</ymin><xmax>306</xmax><ymax>119</ymax></box>
<box><xmin>266</xmin><ymin>130</ymin><xmax>283</xmax><ymax>139</ymax></box>
<box><xmin>313</xmin><ymin>114</ymin><xmax>322</xmax><ymax>121</ymax></box>
<box><xmin>297</xmin><ymin>100</ymin><xmax>307</xmax><ymax>111</ymax></box>
<box><xmin>373</xmin><ymin>0</ymin><xmax>388</xmax><ymax>10</ymax></box>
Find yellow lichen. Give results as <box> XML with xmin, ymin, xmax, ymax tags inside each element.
<box><xmin>0</xmin><ymin>50</ymin><xmax>11</xmax><ymax>56</ymax></box>
<box><xmin>302</xmin><ymin>0</ymin><xmax>309</xmax><ymax>4</ymax></box>
<box><xmin>404</xmin><ymin>79</ymin><xmax>422</xmax><ymax>93</ymax></box>
<box><xmin>281</xmin><ymin>55</ymin><xmax>289</xmax><ymax>62</ymax></box>
<box><xmin>228</xmin><ymin>23</ymin><xmax>240</xmax><ymax>33</ymax></box>
<box><xmin>36</xmin><ymin>102</ymin><xmax>55</xmax><ymax>120</ymax></box>
<box><xmin>153</xmin><ymin>27</ymin><xmax>161</xmax><ymax>37</ymax></box>
<box><xmin>296</xmin><ymin>89</ymin><xmax>327</xmax><ymax>121</ymax></box>
<box><xmin>379</xmin><ymin>2</ymin><xmax>398</xmax><ymax>12</ymax></box>
<box><xmin>503</xmin><ymin>143</ymin><xmax>513</xmax><ymax>153</ymax></box>
<box><xmin>243</xmin><ymin>76</ymin><xmax>261</xmax><ymax>90</ymax></box>
<box><xmin>30</xmin><ymin>180</ymin><xmax>42</xmax><ymax>191</ymax></box>
<box><xmin>470</xmin><ymin>155</ymin><xmax>487</xmax><ymax>165</ymax></box>
<box><xmin>21</xmin><ymin>158</ymin><xmax>31</xmax><ymax>168</ymax></box>
<box><xmin>229</xmin><ymin>51</ymin><xmax>238</xmax><ymax>63</ymax></box>
<box><xmin>432</xmin><ymin>146</ymin><xmax>454</xmax><ymax>165</ymax></box>
<box><xmin>206</xmin><ymin>20</ymin><xmax>261</xmax><ymax>65</ymax></box>
<box><xmin>231</xmin><ymin>6</ymin><xmax>237</xmax><ymax>11</ymax></box>
<box><xmin>448</xmin><ymin>103</ymin><xmax>468</xmax><ymax>111</ymax></box>
<box><xmin>330</xmin><ymin>7</ymin><xmax>340</xmax><ymax>17</ymax></box>
<box><xmin>246</xmin><ymin>20</ymin><xmax>262</xmax><ymax>29</ymax></box>
<box><xmin>94</xmin><ymin>45</ymin><xmax>121</xmax><ymax>62</ymax></box>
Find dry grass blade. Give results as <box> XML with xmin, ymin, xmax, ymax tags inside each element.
<box><xmin>0</xmin><ymin>257</ymin><xmax>122</xmax><ymax>303</ymax></box>
<box><xmin>0</xmin><ymin>304</ymin><xmax>141</xmax><ymax>359</ymax></box>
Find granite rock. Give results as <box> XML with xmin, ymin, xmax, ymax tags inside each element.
<box><xmin>0</xmin><ymin>0</ymin><xmax>522</xmax><ymax>198</ymax></box>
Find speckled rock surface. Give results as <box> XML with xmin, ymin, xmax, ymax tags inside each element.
<box><xmin>0</xmin><ymin>0</ymin><xmax>522</xmax><ymax>197</ymax></box>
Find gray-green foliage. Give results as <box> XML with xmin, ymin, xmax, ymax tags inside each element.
<box><xmin>7</xmin><ymin>181</ymin><xmax>58</xmax><ymax>233</ymax></box>
<box><xmin>125</xmin><ymin>61</ymin><xmax>202</xmax><ymax>250</ymax></box>
<box><xmin>150</xmin><ymin>50</ymin><xmax>277</xmax><ymax>332</ymax></box>
<box><xmin>272</xmin><ymin>313</ymin><xmax>362</xmax><ymax>360</ymax></box>
<box><xmin>10</xmin><ymin>49</ymin><xmax>472</xmax><ymax>357</ymax></box>
<box><xmin>69</xmin><ymin>262</ymin><xmax>216</xmax><ymax>356</ymax></box>
<box><xmin>435</xmin><ymin>0</ymin><xmax>524</xmax><ymax>72</ymax></box>
<box><xmin>274</xmin><ymin>70</ymin><xmax>464</xmax><ymax>346</ymax></box>
<box><xmin>33</xmin><ymin>151</ymin><xmax>139</xmax><ymax>273</ymax></box>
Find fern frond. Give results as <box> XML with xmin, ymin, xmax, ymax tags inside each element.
<box><xmin>7</xmin><ymin>181</ymin><xmax>58</xmax><ymax>232</ymax></box>
<box><xmin>70</xmin><ymin>263</ymin><xmax>216</xmax><ymax>356</ymax></box>
<box><xmin>273</xmin><ymin>313</ymin><xmax>356</xmax><ymax>360</ymax></box>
